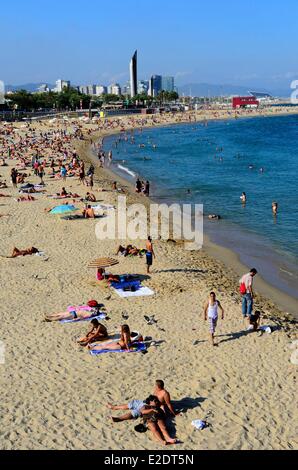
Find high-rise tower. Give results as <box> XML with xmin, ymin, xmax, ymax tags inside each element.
<box><xmin>130</xmin><ymin>50</ymin><xmax>138</xmax><ymax>98</ymax></box>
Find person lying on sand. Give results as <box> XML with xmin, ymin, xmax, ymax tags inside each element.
<box><xmin>116</xmin><ymin>245</ymin><xmax>145</xmax><ymax>257</ymax></box>
<box><xmin>7</xmin><ymin>247</ymin><xmax>39</xmax><ymax>258</ymax></box>
<box><xmin>88</xmin><ymin>324</ymin><xmax>132</xmax><ymax>352</ymax></box>
<box><xmin>108</xmin><ymin>396</ymin><xmax>177</xmax><ymax>446</ymax></box>
<box><xmin>77</xmin><ymin>319</ymin><xmax>108</xmax><ymax>346</ymax></box>
<box><xmin>17</xmin><ymin>195</ymin><xmax>36</xmax><ymax>202</ymax></box>
<box><xmin>45</xmin><ymin>307</ymin><xmax>101</xmax><ymax>322</ymax></box>
<box><xmin>0</xmin><ymin>194</ymin><xmax>11</xmax><ymax>197</ymax></box>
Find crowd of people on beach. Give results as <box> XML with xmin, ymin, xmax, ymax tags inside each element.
<box><xmin>0</xmin><ymin>109</ymin><xmax>283</xmax><ymax>447</ymax></box>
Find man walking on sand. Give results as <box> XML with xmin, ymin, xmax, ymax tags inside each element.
<box><xmin>146</xmin><ymin>236</ymin><xmax>155</xmax><ymax>274</ymax></box>
<box><xmin>204</xmin><ymin>292</ymin><xmax>225</xmax><ymax>347</ymax></box>
<box><xmin>240</xmin><ymin>268</ymin><xmax>258</xmax><ymax>323</ymax></box>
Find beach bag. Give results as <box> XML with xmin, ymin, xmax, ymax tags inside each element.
<box><xmin>239</xmin><ymin>282</ymin><xmax>247</xmax><ymax>295</ymax></box>
<box><xmin>135</xmin><ymin>423</ymin><xmax>147</xmax><ymax>433</ymax></box>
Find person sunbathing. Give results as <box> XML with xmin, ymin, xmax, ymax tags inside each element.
<box><xmin>153</xmin><ymin>380</ymin><xmax>177</xmax><ymax>417</ymax></box>
<box><xmin>88</xmin><ymin>324</ymin><xmax>132</xmax><ymax>352</ymax></box>
<box><xmin>45</xmin><ymin>307</ymin><xmax>101</xmax><ymax>322</ymax></box>
<box><xmin>82</xmin><ymin>205</ymin><xmax>95</xmax><ymax>219</ymax></box>
<box><xmin>116</xmin><ymin>245</ymin><xmax>144</xmax><ymax>257</ymax></box>
<box><xmin>77</xmin><ymin>319</ymin><xmax>108</xmax><ymax>346</ymax></box>
<box><xmin>17</xmin><ymin>195</ymin><xmax>36</xmax><ymax>202</ymax></box>
<box><xmin>108</xmin><ymin>396</ymin><xmax>177</xmax><ymax>445</ymax></box>
<box><xmin>0</xmin><ymin>194</ymin><xmax>11</xmax><ymax>198</ymax></box>
<box><xmin>8</xmin><ymin>247</ymin><xmax>39</xmax><ymax>258</ymax></box>
<box><xmin>85</xmin><ymin>192</ymin><xmax>96</xmax><ymax>202</ymax></box>
<box><xmin>142</xmin><ymin>398</ymin><xmax>178</xmax><ymax>446</ymax></box>
<box><xmin>16</xmin><ymin>174</ymin><xmax>26</xmax><ymax>184</ymax></box>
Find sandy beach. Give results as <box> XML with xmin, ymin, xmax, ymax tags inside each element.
<box><xmin>0</xmin><ymin>109</ymin><xmax>297</xmax><ymax>450</ymax></box>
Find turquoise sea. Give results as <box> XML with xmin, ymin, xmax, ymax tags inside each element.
<box><xmin>103</xmin><ymin>115</ymin><xmax>298</xmax><ymax>299</ymax></box>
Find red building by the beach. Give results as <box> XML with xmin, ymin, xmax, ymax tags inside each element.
<box><xmin>232</xmin><ymin>96</ymin><xmax>259</xmax><ymax>109</ymax></box>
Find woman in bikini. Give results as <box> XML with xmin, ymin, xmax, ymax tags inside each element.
<box><xmin>88</xmin><ymin>325</ymin><xmax>132</xmax><ymax>352</ymax></box>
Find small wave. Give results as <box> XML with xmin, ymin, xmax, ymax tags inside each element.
<box><xmin>117</xmin><ymin>164</ymin><xmax>136</xmax><ymax>178</ymax></box>
<box><xmin>279</xmin><ymin>268</ymin><xmax>294</xmax><ymax>277</ymax></box>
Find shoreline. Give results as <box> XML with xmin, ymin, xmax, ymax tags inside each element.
<box><xmin>1</xmin><ymin>113</ymin><xmax>298</xmax><ymax>451</ymax></box>
<box><xmin>77</xmin><ymin>114</ymin><xmax>298</xmax><ymax>319</ymax></box>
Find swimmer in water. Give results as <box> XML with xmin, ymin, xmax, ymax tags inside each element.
<box><xmin>272</xmin><ymin>202</ymin><xmax>278</xmax><ymax>216</ymax></box>
<box><xmin>240</xmin><ymin>192</ymin><xmax>247</xmax><ymax>204</ymax></box>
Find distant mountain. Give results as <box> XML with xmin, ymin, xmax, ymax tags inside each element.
<box><xmin>177</xmin><ymin>83</ymin><xmax>290</xmax><ymax>98</ymax></box>
<box><xmin>5</xmin><ymin>83</ymin><xmax>54</xmax><ymax>92</ymax></box>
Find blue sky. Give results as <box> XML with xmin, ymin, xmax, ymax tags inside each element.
<box><xmin>1</xmin><ymin>0</ymin><xmax>297</xmax><ymax>90</ymax></box>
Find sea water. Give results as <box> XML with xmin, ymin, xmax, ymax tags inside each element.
<box><xmin>103</xmin><ymin>114</ymin><xmax>298</xmax><ymax>299</ymax></box>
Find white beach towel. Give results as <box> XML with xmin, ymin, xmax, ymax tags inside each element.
<box><xmin>112</xmin><ymin>287</ymin><xmax>155</xmax><ymax>298</ymax></box>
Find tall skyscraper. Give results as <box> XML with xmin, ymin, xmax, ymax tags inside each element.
<box><xmin>149</xmin><ymin>75</ymin><xmax>162</xmax><ymax>97</ymax></box>
<box><xmin>130</xmin><ymin>50</ymin><xmax>138</xmax><ymax>98</ymax></box>
<box><xmin>162</xmin><ymin>76</ymin><xmax>175</xmax><ymax>92</ymax></box>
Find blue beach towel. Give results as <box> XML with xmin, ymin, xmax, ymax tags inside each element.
<box><xmin>111</xmin><ymin>280</ymin><xmax>141</xmax><ymax>290</ymax></box>
<box><xmin>90</xmin><ymin>342</ymin><xmax>147</xmax><ymax>356</ymax></box>
<box><xmin>60</xmin><ymin>313</ymin><xmax>106</xmax><ymax>324</ymax></box>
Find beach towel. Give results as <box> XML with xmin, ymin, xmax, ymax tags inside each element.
<box><xmin>112</xmin><ymin>287</ymin><xmax>155</xmax><ymax>298</ymax></box>
<box><xmin>90</xmin><ymin>342</ymin><xmax>147</xmax><ymax>356</ymax></box>
<box><xmin>60</xmin><ymin>313</ymin><xmax>106</xmax><ymax>324</ymax></box>
<box><xmin>111</xmin><ymin>280</ymin><xmax>141</xmax><ymax>290</ymax></box>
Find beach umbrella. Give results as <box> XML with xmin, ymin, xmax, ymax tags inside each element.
<box><xmin>50</xmin><ymin>205</ymin><xmax>78</xmax><ymax>215</ymax></box>
<box><xmin>88</xmin><ymin>258</ymin><xmax>119</xmax><ymax>269</ymax></box>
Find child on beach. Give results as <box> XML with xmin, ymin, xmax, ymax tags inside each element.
<box><xmin>203</xmin><ymin>292</ymin><xmax>225</xmax><ymax>347</ymax></box>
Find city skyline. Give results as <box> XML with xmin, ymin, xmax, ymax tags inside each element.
<box><xmin>1</xmin><ymin>0</ymin><xmax>298</xmax><ymax>91</ymax></box>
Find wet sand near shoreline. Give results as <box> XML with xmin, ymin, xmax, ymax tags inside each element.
<box><xmin>0</xmin><ymin>110</ymin><xmax>297</xmax><ymax>450</ymax></box>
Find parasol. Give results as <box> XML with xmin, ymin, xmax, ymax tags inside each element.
<box><xmin>88</xmin><ymin>258</ymin><xmax>119</xmax><ymax>269</ymax></box>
